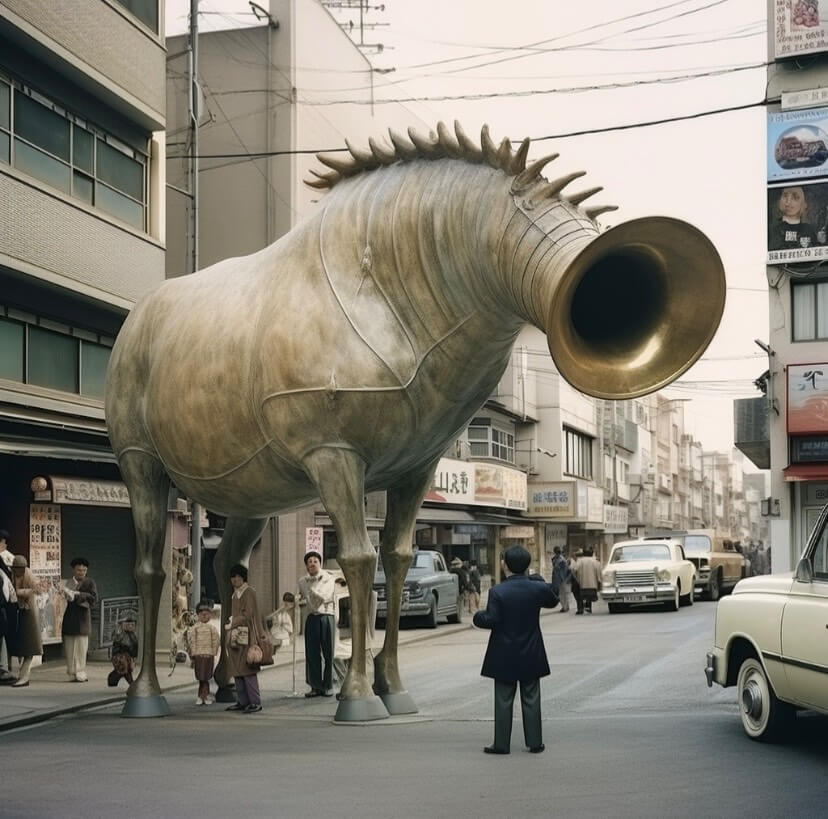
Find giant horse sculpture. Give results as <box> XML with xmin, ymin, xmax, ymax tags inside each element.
<box><xmin>105</xmin><ymin>121</ymin><xmax>725</xmax><ymax>720</ymax></box>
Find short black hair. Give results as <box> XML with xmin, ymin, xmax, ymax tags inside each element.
<box><xmin>303</xmin><ymin>551</ymin><xmax>322</xmax><ymax>565</ymax></box>
<box><xmin>0</xmin><ymin>529</ymin><xmax>9</xmax><ymax>541</ymax></box>
<box><xmin>70</xmin><ymin>557</ymin><xmax>90</xmax><ymax>567</ymax></box>
<box><xmin>196</xmin><ymin>599</ymin><xmax>214</xmax><ymax>613</ymax></box>
<box><xmin>503</xmin><ymin>545</ymin><xmax>531</xmax><ymax>574</ymax></box>
<box><xmin>229</xmin><ymin>563</ymin><xmax>248</xmax><ymax>582</ymax></box>
<box><xmin>282</xmin><ymin>591</ymin><xmax>295</xmax><ymax>603</ymax></box>
<box><xmin>553</xmin><ymin>546</ymin><xmax>562</xmax><ymax>555</ymax></box>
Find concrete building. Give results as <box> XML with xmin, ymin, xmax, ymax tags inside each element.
<box><xmin>0</xmin><ymin>0</ymin><xmax>167</xmax><ymax>653</ymax></box>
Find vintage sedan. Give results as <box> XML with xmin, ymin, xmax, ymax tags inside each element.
<box><xmin>373</xmin><ymin>549</ymin><xmax>462</xmax><ymax>628</ymax></box>
<box><xmin>705</xmin><ymin>504</ymin><xmax>828</xmax><ymax>742</ymax></box>
<box><xmin>601</xmin><ymin>538</ymin><xmax>697</xmax><ymax>613</ymax></box>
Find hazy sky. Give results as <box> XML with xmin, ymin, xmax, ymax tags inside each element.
<box><xmin>166</xmin><ymin>0</ymin><xmax>769</xmax><ymax>458</ymax></box>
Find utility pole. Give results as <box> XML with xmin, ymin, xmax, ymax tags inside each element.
<box><xmin>188</xmin><ymin>0</ymin><xmax>202</xmax><ymax>608</ymax></box>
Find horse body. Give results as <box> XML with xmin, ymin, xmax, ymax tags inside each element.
<box><xmin>106</xmin><ymin>123</ymin><xmax>725</xmax><ymax>719</ymax></box>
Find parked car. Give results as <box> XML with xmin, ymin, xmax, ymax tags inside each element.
<box><xmin>601</xmin><ymin>538</ymin><xmax>697</xmax><ymax>613</ymax></box>
<box><xmin>374</xmin><ymin>549</ymin><xmax>461</xmax><ymax>628</ymax></box>
<box><xmin>682</xmin><ymin>530</ymin><xmax>747</xmax><ymax>600</ymax></box>
<box><xmin>705</xmin><ymin>503</ymin><xmax>828</xmax><ymax>742</ymax></box>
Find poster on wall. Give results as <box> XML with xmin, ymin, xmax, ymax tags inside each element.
<box><xmin>772</xmin><ymin>0</ymin><xmax>828</xmax><ymax>59</ymax></box>
<box><xmin>424</xmin><ymin>458</ymin><xmax>527</xmax><ymax>511</ymax></box>
<box><xmin>768</xmin><ymin>107</ymin><xmax>828</xmax><ymax>182</ymax></box>
<box><xmin>788</xmin><ymin>363</ymin><xmax>828</xmax><ymax>433</ymax></box>
<box><xmin>29</xmin><ymin>503</ymin><xmax>65</xmax><ymax>643</ymax></box>
<box><xmin>767</xmin><ymin>180</ymin><xmax>828</xmax><ymax>262</ymax></box>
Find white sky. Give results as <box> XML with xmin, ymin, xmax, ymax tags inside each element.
<box><xmin>167</xmin><ymin>0</ymin><xmax>770</xmax><ymax>460</ymax></box>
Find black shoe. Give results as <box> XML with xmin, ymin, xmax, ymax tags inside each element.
<box><xmin>528</xmin><ymin>745</ymin><xmax>545</xmax><ymax>754</ymax></box>
<box><xmin>243</xmin><ymin>704</ymin><xmax>262</xmax><ymax>713</ymax></box>
<box><xmin>225</xmin><ymin>704</ymin><xmax>245</xmax><ymax>711</ymax></box>
<box><xmin>575</xmin><ymin>611</ymin><xmax>583</xmax><ymax>615</ymax></box>
<box><xmin>304</xmin><ymin>690</ymin><xmax>322</xmax><ymax>698</ymax></box>
<box><xmin>483</xmin><ymin>745</ymin><xmax>509</xmax><ymax>755</ymax></box>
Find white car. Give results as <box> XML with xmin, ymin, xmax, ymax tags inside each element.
<box><xmin>601</xmin><ymin>538</ymin><xmax>697</xmax><ymax>613</ymax></box>
<box><xmin>705</xmin><ymin>504</ymin><xmax>828</xmax><ymax>742</ymax></box>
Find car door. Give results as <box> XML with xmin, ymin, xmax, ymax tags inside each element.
<box><xmin>434</xmin><ymin>553</ymin><xmax>456</xmax><ymax>612</ymax></box>
<box><xmin>780</xmin><ymin>507</ymin><xmax>828</xmax><ymax>710</ymax></box>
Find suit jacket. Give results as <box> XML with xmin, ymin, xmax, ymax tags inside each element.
<box><xmin>473</xmin><ymin>574</ymin><xmax>557</xmax><ymax>682</ymax></box>
<box><xmin>61</xmin><ymin>577</ymin><xmax>98</xmax><ymax>636</ymax></box>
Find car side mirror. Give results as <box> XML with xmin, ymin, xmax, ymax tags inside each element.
<box><xmin>795</xmin><ymin>557</ymin><xmax>814</xmax><ymax>583</ymax></box>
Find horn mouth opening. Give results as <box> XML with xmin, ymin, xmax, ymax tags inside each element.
<box><xmin>547</xmin><ymin>217</ymin><xmax>725</xmax><ymax>400</ymax></box>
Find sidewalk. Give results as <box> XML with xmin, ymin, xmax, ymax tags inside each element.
<box><xmin>0</xmin><ymin>618</ymin><xmax>477</xmax><ymax>732</ymax></box>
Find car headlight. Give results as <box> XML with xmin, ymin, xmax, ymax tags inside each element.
<box><xmin>656</xmin><ymin>568</ymin><xmax>671</xmax><ymax>582</ymax></box>
<box><xmin>405</xmin><ymin>581</ymin><xmax>422</xmax><ymax>596</ymax></box>
<box><xmin>602</xmin><ymin>569</ymin><xmax>615</xmax><ymax>584</ymax></box>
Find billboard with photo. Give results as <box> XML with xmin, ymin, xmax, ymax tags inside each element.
<box><xmin>772</xmin><ymin>0</ymin><xmax>828</xmax><ymax>59</ymax></box>
<box><xmin>788</xmin><ymin>363</ymin><xmax>828</xmax><ymax>434</ymax></box>
<box><xmin>768</xmin><ymin>107</ymin><xmax>828</xmax><ymax>181</ymax></box>
<box><xmin>767</xmin><ymin>180</ymin><xmax>828</xmax><ymax>262</ymax></box>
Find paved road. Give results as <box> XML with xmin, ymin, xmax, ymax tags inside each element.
<box><xmin>5</xmin><ymin>600</ymin><xmax>826</xmax><ymax>818</ymax></box>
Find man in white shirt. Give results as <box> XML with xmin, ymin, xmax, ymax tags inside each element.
<box><xmin>297</xmin><ymin>551</ymin><xmax>336</xmax><ymax>697</ymax></box>
<box><xmin>0</xmin><ymin>529</ymin><xmax>18</xmax><ymax>683</ymax></box>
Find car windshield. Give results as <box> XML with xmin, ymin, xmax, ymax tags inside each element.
<box><xmin>376</xmin><ymin>551</ymin><xmax>433</xmax><ymax>575</ymax></box>
<box><xmin>683</xmin><ymin>535</ymin><xmax>712</xmax><ymax>555</ymax></box>
<box><xmin>611</xmin><ymin>544</ymin><xmax>671</xmax><ymax>563</ymax></box>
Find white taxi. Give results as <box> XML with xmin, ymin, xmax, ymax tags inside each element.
<box><xmin>601</xmin><ymin>538</ymin><xmax>697</xmax><ymax>613</ymax></box>
<box><xmin>705</xmin><ymin>504</ymin><xmax>828</xmax><ymax>742</ymax></box>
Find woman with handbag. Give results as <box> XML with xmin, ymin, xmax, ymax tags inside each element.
<box><xmin>10</xmin><ymin>555</ymin><xmax>42</xmax><ymax>687</ymax></box>
<box><xmin>225</xmin><ymin>564</ymin><xmax>266</xmax><ymax>714</ymax></box>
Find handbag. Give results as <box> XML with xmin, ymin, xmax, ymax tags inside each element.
<box><xmin>246</xmin><ymin>643</ymin><xmax>263</xmax><ymax>665</ymax></box>
<box><xmin>230</xmin><ymin>625</ymin><xmax>249</xmax><ymax>647</ymax></box>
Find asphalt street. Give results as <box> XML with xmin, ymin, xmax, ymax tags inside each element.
<box><xmin>4</xmin><ymin>600</ymin><xmax>826</xmax><ymax>819</ymax></box>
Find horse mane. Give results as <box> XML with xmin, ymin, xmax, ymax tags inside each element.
<box><xmin>304</xmin><ymin>120</ymin><xmax>617</xmax><ymax>221</ymax></box>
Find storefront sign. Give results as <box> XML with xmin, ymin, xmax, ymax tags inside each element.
<box><xmin>772</xmin><ymin>0</ymin><xmax>828</xmax><ymax>60</ymax></box>
<box><xmin>502</xmin><ymin>525</ymin><xmax>535</xmax><ymax>539</ymax></box>
<box><xmin>792</xmin><ymin>436</ymin><xmax>828</xmax><ymax>461</ymax></box>
<box><xmin>768</xmin><ymin>107</ymin><xmax>828</xmax><ymax>182</ymax></box>
<box><xmin>767</xmin><ymin>181</ymin><xmax>828</xmax><ymax>264</ymax></box>
<box><xmin>29</xmin><ymin>503</ymin><xmax>63</xmax><ymax>643</ymax></box>
<box><xmin>788</xmin><ymin>363</ymin><xmax>828</xmax><ymax>433</ymax></box>
<box><xmin>603</xmin><ymin>504</ymin><xmax>629</xmax><ymax>534</ymax></box>
<box><xmin>426</xmin><ymin>458</ymin><xmax>527</xmax><ymax>511</ymax></box>
<box><xmin>527</xmin><ymin>481</ymin><xmax>578</xmax><ymax>517</ymax></box>
<box><xmin>47</xmin><ymin>477</ymin><xmax>131</xmax><ymax>507</ymax></box>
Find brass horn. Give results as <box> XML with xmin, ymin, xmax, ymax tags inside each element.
<box><xmin>546</xmin><ymin>217</ymin><xmax>726</xmax><ymax>400</ymax></box>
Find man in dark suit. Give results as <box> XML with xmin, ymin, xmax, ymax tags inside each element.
<box><xmin>473</xmin><ymin>545</ymin><xmax>557</xmax><ymax>755</ymax></box>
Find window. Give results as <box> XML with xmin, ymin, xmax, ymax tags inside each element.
<box><xmin>0</xmin><ymin>313</ymin><xmax>113</xmax><ymax>398</ymax></box>
<box><xmin>468</xmin><ymin>420</ymin><xmax>515</xmax><ymax>463</ymax></box>
<box><xmin>0</xmin><ymin>73</ymin><xmax>148</xmax><ymax>230</ymax></box>
<box><xmin>811</xmin><ymin>517</ymin><xmax>828</xmax><ymax>579</ymax></box>
<box><xmin>564</xmin><ymin>427</ymin><xmax>593</xmax><ymax>479</ymax></box>
<box><xmin>113</xmin><ymin>0</ymin><xmax>159</xmax><ymax>32</ymax></box>
<box><xmin>792</xmin><ymin>280</ymin><xmax>828</xmax><ymax>341</ymax></box>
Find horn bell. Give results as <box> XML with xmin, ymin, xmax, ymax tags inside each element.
<box><xmin>546</xmin><ymin>216</ymin><xmax>725</xmax><ymax>400</ymax></box>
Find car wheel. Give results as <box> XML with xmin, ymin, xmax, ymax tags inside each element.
<box><xmin>424</xmin><ymin>594</ymin><xmax>438</xmax><ymax>629</ymax></box>
<box><xmin>680</xmin><ymin>586</ymin><xmax>694</xmax><ymax>607</ymax></box>
<box><xmin>607</xmin><ymin>603</ymin><xmax>625</xmax><ymax>614</ymax></box>
<box><xmin>708</xmin><ymin>572</ymin><xmax>721</xmax><ymax>602</ymax></box>
<box><xmin>736</xmin><ymin>657</ymin><xmax>794</xmax><ymax>742</ymax></box>
<box><xmin>447</xmin><ymin>597</ymin><xmax>463</xmax><ymax>624</ymax></box>
<box><xmin>665</xmin><ymin>586</ymin><xmax>680</xmax><ymax>612</ymax></box>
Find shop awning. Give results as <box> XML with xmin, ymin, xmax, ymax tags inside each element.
<box><xmin>416</xmin><ymin>507</ymin><xmax>476</xmax><ymax>524</ymax></box>
<box><xmin>0</xmin><ymin>438</ymin><xmax>116</xmax><ymax>463</ymax></box>
<box><xmin>783</xmin><ymin>463</ymin><xmax>828</xmax><ymax>481</ymax></box>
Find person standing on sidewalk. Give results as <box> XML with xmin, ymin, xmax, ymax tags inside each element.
<box><xmin>298</xmin><ymin>551</ymin><xmax>336</xmax><ymax>698</ymax></box>
<box><xmin>61</xmin><ymin>557</ymin><xmax>98</xmax><ymax>682</ymax></box>
<box><xmin>574</xmin><ymin>548</ymin><xmax>602</xmax><ymax>614</ymax></box>
<box><xmin>187</xmin><ymin>600</ymin><xmax>219</xmax><ymax>705</ymax></box>
<box><xmin>550</xmin><ymin>547</ymin><xmax>572</xmax><ymax>612</ymax></box>
<box><xmin>0</xmin><ymin>529</ymin><xmax>18</xmax><ymax>684</ymax></box>
<box><xmin>473</xmin><ymin>545</ymin><xmax>558</xmax><ymax>755</ymax></box>
<box><xmin>225</xmin><ymin>565</ymin><xmax>264</xmax><ymax>714</ymax></box>
<box><xmin>10</xmin><ymin>555</ymin><xmax>42</xmax><ymax>687</ymax></box>
<box><xmin>108</xmin><ymin>610</ymin><xmax>138</xmax><ymax>688</ymax></box>
<box><xmin>467</xmin><ymin>560</ymin><xmax>482</xmax><ymax>613</ymax></box>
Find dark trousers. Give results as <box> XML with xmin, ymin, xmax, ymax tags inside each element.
<box><xmin>572</xmin><ymin>581</ymin><xmax>583</xmax><ymax>613</ymax></box>
<box><xmin>234</xmin><ymin>674</ymin><xmax>261</xmax><ymax>706</ymax></box>
<box><xmin>493</xmin><ymin>678</ymin><xmax>542</xmax><ymax>751</ymax></box>
<box><xmin>305</xmin><ymin>613</ymin><xmax>334</xmax><ymax>692</ymax></box>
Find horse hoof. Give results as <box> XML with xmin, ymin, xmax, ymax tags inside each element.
<box><xmin>121</xmin><ymin>694</ymin><xmax>171</xmax><ymax>718</ymax></box>
<box><xmin>333</xmin><ymin>695</ymin><xmax>389</xmax><ymax>722</ymax></box>
<box><xmin>378</xmin><ymin>690</ymin><xmax>418</xmax><ymax>715</ymax></box>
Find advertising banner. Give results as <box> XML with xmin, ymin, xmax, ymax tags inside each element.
<box><xmin>772</xmin><ymin>0</ymin><xmax>828</xmax><ymax>60</ymax></box>
<box><xmin>425</xmin><ymin>458</ymin><xmax>527</xmax><ymax>511</ymax></box>
<box><xmin>767</xmin><ymin>180</ymin><xmax>828</xmax><ymax>263</ymax></box>
<box><xmin>788</xmin><ymin>363</ymin><xmax>828</xmax><ymax>433</ymax></box>
<box><xmin>768</xmin><ymin>107</ymin><xmax>828</xmax><ymax>182</ymax></box>
<box><xmin>29</xmin><ymin>503</ymin><xmax>64</xmax><ymax>643</ymax></box>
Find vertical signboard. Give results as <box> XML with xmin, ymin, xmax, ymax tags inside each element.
<box><xmin>305</xmin><ymin>527</ymin><xmax>324</xmax><ymax>560</ymax></box>
<box><xmin>29</xmin><ymin>503</ymin><xmax>64</xmax><ymax>643</ymax></box>
<box><xmin>772</xmin><ymin>0</ymin><xmax>828</xmax><ymax>59</ymax></box>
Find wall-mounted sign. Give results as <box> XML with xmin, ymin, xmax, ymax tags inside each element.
<box><xmin>782</xmin><ymin>87</ymin><xmax>828</xmax><ymax>110</ymax></box>
<box><xmin>603</xmin><ymin>504</ymin><xmax>629</xmax><ymax>534</ymax></box>
<box><xmin>305</xmin><ymin>527</ymin><xmax>323</xmax><ymax>557</ymax></box>
<box><xmin>791</xmin><ymin>436</ymin><xmax>828</xmax><ymax>461</ymax></box>
<box><xmin>767</xmin><ymin>181</ymin><xmax>828</xmax><ymax>263</ymax></box>
<box><xmin>38</xmin><ymin>477</ymin><xmax>131</xmax><ymax>507</ymax></box>
<box><xmin>772</xmin><ymin>0</ymin><xmax>828</xmax><ymax>60</ymax></box>
<box><xmin>788</xmin><ymin>363</ymin><xmax>828</xmax><ymax>433</ymax></box>
<box><xmin>527</xmin><ymin>481</ymin><xmax>583</xmax><ymax>518</ymax></box>
<box><xmin>425</xmin><ymin>458</ymin><xmax>527</xmax><ymax>511</ymax></box>
<box><xmin>768</xmin><ymin>107</ymin><xmax>828</xmax><ymax>182</ymax></box>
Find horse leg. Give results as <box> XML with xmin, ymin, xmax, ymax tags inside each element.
<box><xmin>118</xmin><ymin>452</ymin><xmax>170</xmax><ymax>718</ymax></box>
<box><xmin>373</xmin><ymin>461</ymin><xmax>439</xmax><ymax>715</ymax></box>
<box><xmin>212</xmin><ymin>516</ymin><xmax>269</xmax><ymax>702</ymax></box>
<box><xmin>303</xmin><ymin>447</ymin><xmax>388</xmax><ymax>722</ymax></box>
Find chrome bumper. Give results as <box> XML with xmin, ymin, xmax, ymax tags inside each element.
<box><xmin>601</xmin><ymin>583</ymin><xmax>676</xmax><ymax>603</ymax></box>
<box><xmin>705</xmin><ymin>647</ymin><xmax>726</xmax><ymax>687</ymax></box>
<box><xmin>375</xmin><ymin>597</ymin><xmax>429</xmax><ymax>617</ymax></box>
<box><xmin>705</xmin><ymin>651</ymin><xmax>716</xmax><ymax>687</ymax></box>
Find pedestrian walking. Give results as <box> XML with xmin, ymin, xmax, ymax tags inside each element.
<box><xmin>550</xmin><ymin>546</ymin><xmax>572</xmax><ymax>612</ymax></box>
<box><xmin>0</xmin><ymin>529</ymin><xmax>18</xmax><ymax>684</ymax></box>
<box><xmin>449</xmin><ymin>557</ymin><xmax>470</xmax><ymax>612</ymax></box>
<box><xmin>569</xmin><ymin>549</ymin><xmax>583</xmax><ymax>614</ymax></box>
<box><xmin>187</xmin><ymin>600</ymin><xmax>219</xmax><ymax>705</ymax></box>
<box><xmin>61</xmin><ymin>557</ymin><xmax>98</xmax><ymax>682</ymax></box>
<box><xmin>298</xmin><ymin>551</ymin><xmax>336</xmax><ymax>698</ymax></box>
<box><xmin>225</xmin><ymin>564</ymin><xmax>266</xmax><ymax>714</ymax></box>
<box><xmin>10</xmin><ymin>555</ymin><xmax>42</xmax><ymax>687</ymax></box>
<box><xmin>467</xmin><ymin>560</ymin><xmax>482</xmax><ymax>612</ymax></box>
<box><xmin>574</xmin><ymin>548</ymin><xmax>602</xmax><ymax>614</ymax></box>
<box><xmin>473</xmin><ymin>545</ymin><xmax>558</xmax><ymax>755</ymax></box>
<box><xmin>266</xmin><ymin>592</ymin><xmax>295</xmax><ymax>650</ymax></box>
<box><xmin>108</xmin><ymin>610</ymin><xmax>138</xmax><ymax>687</ymax></box>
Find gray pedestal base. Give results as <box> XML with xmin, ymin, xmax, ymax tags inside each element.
<box><xmin>378</xmin><ymin>690</ymin><xmax>419</xmax><ymax>715</ymax></box>
<box><xmin>334</xmin><ymin>695</ymin><xmax>389</xmax><ymax>722</ymax></box>
<box><xmin>121</xmin><ymin>694</ymin><xmax>171</xmax><ymax>718</ymax></box>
